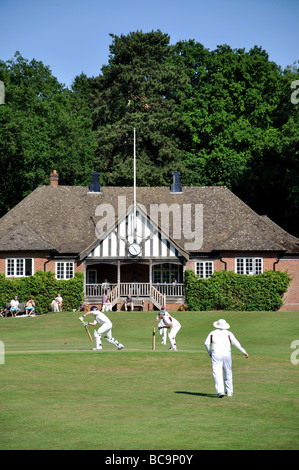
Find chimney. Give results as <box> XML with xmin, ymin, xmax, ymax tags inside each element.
<box><xmin>170</xmin><ymin>171</ymin><xmax>182</xmax><ymax>194</ymax></box>
<box><xmin>50</xmin><ymin>170</ymin><xmax>59</xmax><ymax>186</ymax></box>
<box><xmin>89</xmin><ymin>171</ymin><xmax>101</xmax><ymax>193</ymax></box>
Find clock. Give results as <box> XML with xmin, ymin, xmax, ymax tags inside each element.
<box><xmin>128</xmin><ymin>242</ymin><xmax>141</xmax><ymax>256</ymax></box>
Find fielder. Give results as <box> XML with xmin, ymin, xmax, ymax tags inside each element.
<box><xmin>157</xmin><ymin>307</ymin><xmax>181</xmax><ymax>351</ymax></box>
<box><xmin>204</xmin><ymin>319</ymin><xmax>249</xmax><ymax>398</ymax></box>
<box><xmin>79</xmin><ymin>306</ymin><xmax>124</xmax><ymax>351</ymax></box>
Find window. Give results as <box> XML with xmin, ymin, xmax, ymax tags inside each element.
<box><xmin>56</xmin><ymin>261</ymin><xmax>74</xmax><ymax>280</ymax></box>
<box><xmin>153</xmin><ymin>263</ymin><xmax>180</xmax><ymax>283</ymax></box>
<box><xmin>196</xmin><ymin>261</ymin><xmax>214</xmax><ymax>278</ymax></box>
<box><xmin>235</xmin><ymin>258</ymin><xmax>263</xmax><ymax>275</ymax></box>
<box><xmin>87</xmin><ymin>269</ymin><xmax>97</xmax><ymax>284</ymax></box>
<box><xmin>6</xmin><ymin>258</ymin><xmax>33</xmax><ymax>277</ymax></box>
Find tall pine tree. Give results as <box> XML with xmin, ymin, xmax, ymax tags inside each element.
<box><xmin>91</xmin><ymin>31</ymin><xmax>189</xmax><ymax>186</ymax></box>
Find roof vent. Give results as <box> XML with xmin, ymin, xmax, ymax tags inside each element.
<box><xmin>89</xmin><ymin>171</ymin><xmax>101</xmax><ymax>193</ymax></box>
<box><xmin>170</xmin><ymin>171</ymin><xmax>182</xmax><ymax>194</ymax></box>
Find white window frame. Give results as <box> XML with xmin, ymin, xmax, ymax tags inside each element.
<box><xmin>6</xmin><ymin>258</ymin><xmax>34</xmax><ymax>277</ymax></box>
<box><xmin>196</xmin><ymin>261</ymin><xmax>214</xmax><ymax>279</ymax></box>
<box><xmin>235</xmin><ymin>257</ymin><xmax>263</xmax><ymax>275</ymax></box>
<box><xmin>55</xmin><ymin>261</ymin><xmax>75</xmax><ymax>280</ymax></box>
<box><xmin>153</xmin><ymin>263</ymin><xmax>180</xmax><ymax>283</ymax></box>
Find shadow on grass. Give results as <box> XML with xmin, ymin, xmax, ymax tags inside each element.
<box><xmin>175</xmin><ymin>391</ymin><xmax>218</xmax><ymax>398</ymax></box>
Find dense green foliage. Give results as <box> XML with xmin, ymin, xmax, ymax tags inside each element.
<box><xmin>1</xmin><ymin>32</ymin><xmax>298</xmax><ymax>235</ymax></box>
<box><xmin>185</xmin><ymin>269</ymin><xmax>290</xmax><ymax>311</ymax></box>
<box><xmin>0</xmin><ymin>271</ymin><xmax>84</xmax><ymax>314</ymax></box>
<box><xmin>0</xmin><ymin>52</ymin><xmax>96</xmax><ymax>216</ymax></box>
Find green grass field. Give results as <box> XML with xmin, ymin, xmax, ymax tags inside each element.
<box><xmin>0</xmin><ymin>310</ymin><xmax>298</xmax><ymax>450</ymax></box>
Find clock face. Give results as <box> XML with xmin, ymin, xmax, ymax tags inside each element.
<box><xmin>128</xmin><ymin>242</ymin><xmax>141</xmax><ymax>256</ymax></box>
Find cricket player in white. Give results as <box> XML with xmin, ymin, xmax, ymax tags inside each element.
<box><xmin>156</xmin><ymin>315</ymin><xmax>167</xmax><ymax>345</ymax></box>
<box><xmin>157</xmin><ymin>307</ymin><xmax>181</xmax><ymax>351</ymax></box>
<box><xmin>204</xmin><ymin>319</ymin><xmax>249</xmax><ymax>398</ymax></box>
<box><xmin>81</xmin><ymin>306</ymin><xmax>124</xmax><ymax>351</ymax></box>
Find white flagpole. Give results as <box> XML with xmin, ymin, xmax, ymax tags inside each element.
<box><xmin>133</xmin><ymin>127</ymin><xmax>137</xmax><ymax>236</ymax></box>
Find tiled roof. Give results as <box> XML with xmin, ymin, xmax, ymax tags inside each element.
<box><xmin>0</xmin><ymin>221</ymin><xmax>54</xmax><ymax>251</ymax></box>
<box><xmin>0</xmin><ymin>184</ymin><xmax>298</xmax><ymax>255</ymax></box>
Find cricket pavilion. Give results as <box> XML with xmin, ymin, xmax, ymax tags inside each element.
<box><xmin>0</xmin><ymin>170</ymin><xmax>298</xmax><ymax>311</ymax></box>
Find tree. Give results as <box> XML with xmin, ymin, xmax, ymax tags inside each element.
<box><xmin>0</xmin><ymin>52</ymin><xmax>96</xmax><ymax>216</ymax></box>
<box><xmin>90</xmin><ymin>31</ymin><xmax>189</xmax><ymax>186</ymax></box>
<box><xmin>171</xmin><ymin>42</ymin><xmax>299</xmax><ymax>235</ymax></box>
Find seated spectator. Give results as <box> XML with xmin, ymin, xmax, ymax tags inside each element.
<box><xmin>102</xmin><ymin>297</ymin><xmax>112</xmax><ymax>312</ymax></box>
<box><xmin>55</xmin><ymin>293</ymin><xmax>63</xmax><ymax>312</ymax></box>
<box><xmin>101</xmin><ymin>278</ymin><xmax>110</xmax><ymax>294</ymax></box>
<box><xmin>25</xmin><ymin>298</ymin><xmax>35</xmax><ymax>316</ymax></box>
<box><xmin>10</xmin><ymin>296</ymin><xmax>20</xmax><ymax>317</ymax></box>
<box><xmin>124</xmin><ymin>294</ymin><xmax>134</xmax><ymax>311</ymax></box>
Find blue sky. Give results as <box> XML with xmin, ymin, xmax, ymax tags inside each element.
<box><xmin>0</xmin><ymin>0</ymin><xmax>298</xmax><ymax>88</ymax></box>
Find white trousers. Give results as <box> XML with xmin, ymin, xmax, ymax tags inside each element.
<box><xmin>211</xmin><ymin>352</ymin><xmax>233</xmax><ymax>396</ymax></box>
<box><xmin>168</xmin><ymin>325</ymin><xmax>181</xmax><ymax>350</ymax></box>
<box><xmin>94</xmin><ymin>322</ymin><xmax>123</xmax><ymax>349</ymax></box>
<box><xmin>158</xmin><ymin>320</ymin><xmax>167</xmax><ymax>344</ymax></box>
<box><xmin>94</xmin><ymin>322</ymin><xmax>113</xmax><ymax>347</ymax></box>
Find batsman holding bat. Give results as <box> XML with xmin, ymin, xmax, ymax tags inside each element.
<box><xmin>79</xmin><ymin>306</ymin><xmax>124</xmax><ymax>351</ymax></box>
<box><xmin>157</xmin><ymin>307</ymin><xmax>181</xmax><ymax>351</ymax></box>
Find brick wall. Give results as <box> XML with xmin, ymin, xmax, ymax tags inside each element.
<box><xmin>1</xmin><ymin>251</ymin><xmax>297</xmax><ymax>311</ymax></box>
<box><xmin>276</xmin><ymin>259</ymin><xmax>299</xmax><ymax>311</ymax></box>
<box><xmin>0</xmin><ymin>252</ymin><xmax>84</xmax><ymax>276</ymax></box>
<box><xmin>0</xmin><ymin>251</ymin><xmax>49</xmax><ymax>274</ymax></box>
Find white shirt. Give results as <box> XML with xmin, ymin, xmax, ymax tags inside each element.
<box><xmin>204</xmin><ymin>329</ymin><xmax>246</xmax><ymax>356</ymax></box>
<box><xmin>94</xmin><ymin>311</ymin><xmax>112</xmax><ymax>327</ymax></box>
<box><xmin>11</xmin><ymin>299</ymin><xmax>19</xmax><ymax>308</ymax></box>
<box><xmin>161</xmin><ymin>313</ymin><xmax>181</xmax><ymax>329</ymax></box>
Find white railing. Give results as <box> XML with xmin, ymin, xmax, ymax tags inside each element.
<box><xmin>85</xmin><ymin>283</ymin><xmax>117</xmax><ymax>297</ymax></box>
<box><xmin>109</xmin><ymin>285</ymin><xmax>119</xmax><ymax>306</ymax></box>
<box><xmin>151</xmin><ymin>285</ymin><xmax>166</xmax><ymax>309</ymax></box>
<box><xmin>153</xmin><ymin>283</ymin><xmax>184</xmax><ymax>297</ymax></box>
<box><xmin>119</xmin><ymin>283</ymin><xmax>150</xmax><ymax>297</ymax></box>
<box><xmin>85</xmin><ymin>282</ymin><xmax>184</xmax><ymax>298</ymax></box>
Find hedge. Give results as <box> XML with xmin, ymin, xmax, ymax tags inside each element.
<box><xmin>185</xmin><ymin>269</ymin><xmax>291</xmax><ymax>311</ymax></box>
<box><xmin>0</xmin><ymin>271</ymin><xmax>84</xmax><ymax>314</ymax></box>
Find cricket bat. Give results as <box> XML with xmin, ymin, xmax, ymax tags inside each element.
<box><xmin>152</xmin><ymin>327</ymin><xmax>156</xmax><ymax>351</ymax></box>
<box><xmin>79</xmin><ymin>316</ymin><xmax>92</xmax><ymax>342</ymax></box>
<box><xmin>84</xmin><ymin>325</ymin><xmax>92</xmax><ymax>342</ymax></box>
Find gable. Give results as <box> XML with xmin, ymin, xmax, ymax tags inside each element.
<box><xmin>82</xmin><ymin>204</ymin><xmax>188</xmax><ymax>260</ymax></box>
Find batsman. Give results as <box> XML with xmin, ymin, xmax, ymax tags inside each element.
<box><xmin>79</xmin><ymin>306</ymin><xmax>124</xmax><ymax>351</ymax></box>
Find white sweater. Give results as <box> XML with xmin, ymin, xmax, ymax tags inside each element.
<box><xmin>204</xmin><ymin>329</ymin><xmax>247</xmax><ymax>356</ymax></box>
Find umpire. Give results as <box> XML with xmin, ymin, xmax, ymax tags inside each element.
<box><xmin>204</xmin><ymin>319</ymin><xmax>249</xmax><ymax>398</ymax></box>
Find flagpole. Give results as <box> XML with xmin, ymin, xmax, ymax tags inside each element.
<box><xmin>133</xmin><ymin>127</ymin><xmax>137</xmax><ymax>236</ymax></box>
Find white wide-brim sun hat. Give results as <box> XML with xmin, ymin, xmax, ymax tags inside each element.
<box><xmin>213</xmin><ymin>319</ymin><xmax>230</xmax><ymax>330</ymax></box>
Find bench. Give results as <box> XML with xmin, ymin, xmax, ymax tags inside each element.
<box><xmin>131</xmin><ymin>299</ymin><xmax>144</xmax><ymax>311</ymax></box>
<box><xmin>3</xmin><ymin>302</ymin><xmax>27</xmax><ymax>317</ymax></box>
<box><xmin>121</xmin><ymin>298</ymin><xmax>144</xmax><ymax>311</ymax></box>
